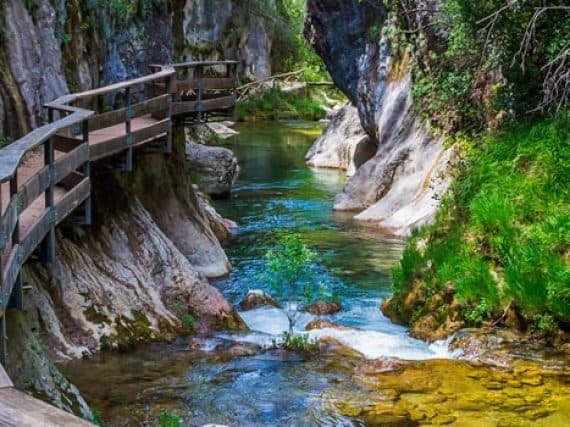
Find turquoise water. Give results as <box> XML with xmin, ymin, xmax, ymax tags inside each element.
<box><xmin>64</xmin><ymin>122</ymin><xmax>449</xmax><ymax>426</ymax></box>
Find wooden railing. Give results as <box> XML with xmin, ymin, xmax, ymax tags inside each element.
<box><xmin>0</xmin><ymin>61</ymin><xmax>239</xmax><ymax>365</ymax></box>
<box><xmin>152</xmin><ymin>61</ymin><xmax>239</xmax><ymax>125</ymax></box>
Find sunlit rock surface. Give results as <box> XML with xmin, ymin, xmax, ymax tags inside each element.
<box><xmin>306</xmin><ymin>0</ymin><xmax>456</xmax><ymax>236</ymax></box>
<box><xmin>305</xmin><ymin>105</ymin><xmax>374</xmax><ymax>176</ymax></box>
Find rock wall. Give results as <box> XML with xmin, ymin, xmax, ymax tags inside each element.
<box><xmin>0</xmin><ymin>0</ymin><xmax>258</xmax><ymax>413</ymax></box>
<box><xmin>180</xmin><ymin>0</ymin><xmax>275</xmax><ymax>80</ymax></box>
<box><xmin>305</xmin><ymin>0</ymin><xmax>456</xmax><ymax>236</ymax></box>
<box><xmin>0</xmin><ymin>0</ymin><xmax>274</xmax><ymax>140</ymax></box>
<box><xmin>305</xmin><ymin>104</ymin><xmax>374</xmax><ymax>176</ymax></box>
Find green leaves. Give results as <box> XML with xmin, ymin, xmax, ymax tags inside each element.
<box><xmin>392</xmin><ymin>114</ymin><xmax>570</xmax><ymax>326</ymax></box>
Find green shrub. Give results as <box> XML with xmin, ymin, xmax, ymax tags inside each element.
<box><xmin>392</xmin><ymin>113</ymin><xmax>570</xmax><ymax>327</ymax></box>
<box><xmin>156</xmin><ymin>411</ymin><xmax>183</xmax><ymax>427</ymax></box>
<box><xmin>181</xmin><ymin>314</ymin><xmax>195</xmax><ymax>329</ymax></box>
<box><xmin>237</xmin><ymin>85</ymin><xmax>326</xmax><ymax>122</ymax></box>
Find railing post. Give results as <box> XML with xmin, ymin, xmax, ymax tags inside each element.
<box><xmin>124</xmin><ymin>87</ymin><xmax>133</xmax><ymax>171</ymax></box>
<box><xmin>0</xmin><ymin>315</ymin><xmax>6</xmax><ymax>366</ymax></box>
<box><xmin>230</xmin><ymin>63</ymin><xmax>238</xmax><ymax>122</ymax></box>
<box><xmin>0</xmin><ymin>182</ymin><xmax>4</xmax><ymax>364</ymax></box>
<box><xmin>164</xmin><ymin>75</ymin><xmax>173</xmax><ymax>154</ymax></box>
<box><xmin>81</xmin><ymin>120</ymin><xmax>92</xmax><ymax>225</ymax></box>
<box><xmin>8</xmin><ymin>173</ymin><xmax>22</xmax><ymax>310</ymax></box>
<box><xmin>40</xmin><ymin>137</ymin><xmax>56</xmax><ymax>267</ymax></box>
<box><xmin>196</xmin><ymin>64</ymin><xmax>204</xmax><ymax>123</ymax></box>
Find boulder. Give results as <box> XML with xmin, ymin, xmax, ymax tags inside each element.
<box><xmin>305</xmin><ymin>104</ymin><xmax>375</xmax><ymax>176</ymax></box>
<box><xmin>305</xmin><ymin>319</ymin><xmax>351</xmax><ymax>331</ymax></box>
<box><xmin>239</xmin><ymin>290</ymin><xmax>279</xmax><ymax>311</ymax></box>
<box><xmin>305</xmin><ymin>300</ymin><xmax>342</xmax><ymax>315</ymax></box>
<box><xmin>186</xmin><ymin>142</ymin><xmax>240</xmax><ymax>197</ymax></box>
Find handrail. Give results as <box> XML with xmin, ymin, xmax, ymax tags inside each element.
<box><xmin>0</xmin><ymin>110</ymin><xmax>93</xmax><ymax>184</ymax></box>
<box><xmin>46</xmin><ymin>69</ymin><xmax>176</xmax><ymax>108</ymax></box>
<box><xmin>0</xmin><ymin>61</ymin><xmax>240</xmax><ymax>368</ymax></box>
<box><xmin>152</xmin><ymin>60</ymin><xmax>240</xmax><ymax>70</ymax></box>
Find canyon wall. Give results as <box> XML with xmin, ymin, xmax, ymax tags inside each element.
<box><xmin>0</xmin><ymin>0</ymin><xmax>270</xmax><ymax>414</ymax></box>
<box><xmin>0</xmin><ymin>0</ymin><xmax>274</xmax><ymax>140</ymax></box>
<box><xmin>305</xmin><ymin>0</ymin><xmax>456</xmax><ymax>236</ymax></box>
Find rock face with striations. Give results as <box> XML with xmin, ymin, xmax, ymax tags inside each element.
<box><xmin>0</xmin><ymin>0</ymin><xmax>264</xmax><ymax>414</ymax></box>
<box><xmin>305</xmin><ymin>104</ymin><xmax>375</xmax><ymax>176</ymax></box>
<box><xmin>305</xmin><ymin>0</ymin><xmax>456</xmax><ymax>236</ymax></box>
<box><xmin>180</xmin><ymin>0</ymin><xmax>275</xmax><ymax>80</ymax></box>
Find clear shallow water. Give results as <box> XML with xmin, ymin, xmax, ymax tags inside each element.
<box><xmin>211</xmin><ymin>121</ymin><xmax>451</xmax><ymax>359</ymax></box>
<box><xmin>63</xmin><ymin>122</ymin><xmax>570</xmax><ymax>426</ymax></box>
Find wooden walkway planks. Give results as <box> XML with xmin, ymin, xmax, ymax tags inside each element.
<box><xmin>0</xmin><ymin>388</ymin><xmax>94</xmax><ymax>426</ymax></box>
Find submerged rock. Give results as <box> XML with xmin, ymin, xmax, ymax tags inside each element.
<box><xmin>305</xmin><ymin>300</ymin><xmax>342</xmax><ymax>315</ymax></box>
<box><xmin>186</xmin><ymin>142</ymin><xmax>240</xmax><ymax>198</ymax></box>
<box><xmin>239</xmin><ymin>290</ymin><xmax>280</xmax><ymax>311</ymax></box>
<box><xmin>305</xmin><ymin>319</ymin><xmax>352</xmax><ymax>331</ymax></box>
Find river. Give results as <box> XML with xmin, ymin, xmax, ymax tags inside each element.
<box><xmin>64</xmin><ymin>122</ymin><xmax>570</xmax><ymax>426</ymax></box>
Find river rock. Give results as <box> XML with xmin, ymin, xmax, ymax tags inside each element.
<box><xmin>305</xmin><ymin>300</ymin><xmax>342</xmax><ymax>315</ymax></box>
<box><xmin>207</xmin><ymin>122</ymin><xmax>239</xmax><ymax>139</ymax></box>
<box><xmin>305</xmin><ymin>319</ymin><xmax>351</xmax><ymax>331</ymax></box>
<box><xmin>239</xmin><ymin>289</ymin><xmax>280</xmax><ymax>311</ymax></box>
<box><xmin>305</xmin><ymin>104</ymin><xmax>376</xmax><ymax>176</ymax></box>
<box><xmin>186</xmin><ymin>142</ymin><xmax>240</xmax><ymax>197</ymax></box>
<box><xmin>195</xmin><ymin>187</ymin><xmax>237</xmax><ymax>242</ymax></box>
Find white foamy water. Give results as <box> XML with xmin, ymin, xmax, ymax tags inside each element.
<box><xmin>224</xmin><ymin>306</ymin><xmax>457</xmax><ymax>361</ymax></box>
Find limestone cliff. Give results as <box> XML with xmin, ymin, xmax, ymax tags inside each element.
<box><xmin>305</xmin><ymin>0</ymin><xmax>456</xmax><ymax>236</ymax></box>
<box><xmin>179</xmin><ymin>0</ymin><xmax>275</xmax><ymax>80</ymax></box>
<box><xmin>0</xmin><ymin>0</ymin><xmax>263</xmax><ymax>414</ymax></box>
<box><xmin>0</xmin><ymin>0</ymin><xmax>274</xmax><ymax>140</ymax></box>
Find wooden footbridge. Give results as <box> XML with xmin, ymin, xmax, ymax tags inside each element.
<box><xmin>0</xmin><ymin>60</ymin><xmax>238</xmax><ymax>424</ymax></box>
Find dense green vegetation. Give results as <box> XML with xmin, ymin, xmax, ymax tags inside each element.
<box><xmin>272</xmin><ymin>0</ymin><xmax>330</xmax><ymax>81</ymax></box>
<box><xmin>390</xmin><ymin>1</ymin><xmax>570</xmax><ymax>133</ymax></box>
<box><xmin>236</xmin><ymin>85</ymin><xmax>327</xmax><ymax>121</ymax></box>
<box><xmin>391</xmin><ymin>114</ymin><xmax>570</xmax><ymax>332</ymax></box>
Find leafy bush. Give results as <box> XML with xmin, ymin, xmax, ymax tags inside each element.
<box><xmin>261</xmin><ymin>232</ymin><xmax>331</xmax><ymax>347</ymax></box>
<box><xmin>237</xmin><ymin>85</ymin><xmax>326</xmax><ymax>121</ymax></box>
<box><xmin>181</xmin><ymin>314</ymin><xmax>195</xmax><ymax>329</ymax></box>
<box><xmin>390</xmin><ymin>1</ymin><xmax>570</xmax><ymax>131</ymax></box>
<box><xmin>392</xmin><ymin>113</ymin><xmax>570</xmax><ymax>327</ymax></box>
<box><xmin>157</xmin><ymin>411</ymin><xmax>183</xmax><ymax>427</ymax></box>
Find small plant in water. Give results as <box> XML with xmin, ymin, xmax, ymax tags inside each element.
<box><xmin>157</xmin><ymin>410</ymin><xmax>183</xmax><ymax>427</ymax></box>
<box><xmin>262</xmin><ymin>232</ymin><xmax>324</xmax><ymax>348</ymax></box>
<box><xmin>280</xmin><ymin>331</ymin><xmax>318</xmax><ymax>352</ymax></box>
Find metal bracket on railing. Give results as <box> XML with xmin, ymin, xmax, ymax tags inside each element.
<box><xmin>15</xmin><ymin>194</ymin><xmax>24</xmax><ymax>214</ymax></box>
<box><xmin>48</xmin><ymin>164</ymin><xmax>57</xmax><ymax>184</ymax></box>
<box><xmin>71</xmin><ymin>124</ymin><xmax>82</xmax><ymax>137</ymax></box>
<box><xmin>48</xmin><ymin>208</ymin><xmax>57</xmax><ymax>224</ymax></box>
<box><xmin>126</xmin><ymin>134</ymin><xmax>134</xmax><ymax>146</ymax></box>
<box><xmin>0</xmin><ymin>232</ymin><xmax>7</xmax><ymax>249</ymax></box>
<box><xmin>126</xmin><ymin>108</ymin><xmax>135</xmax><ymax>120</ymax></box>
